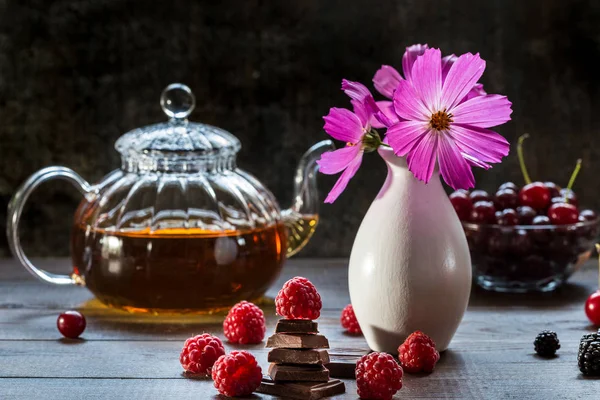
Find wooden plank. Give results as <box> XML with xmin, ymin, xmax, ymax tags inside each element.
<box><xmin>0</xmin><ymin>258</ymin><xmax>352</xmax><ymax>310</ymax></box>
<box><xmin>1</xmin><ymin>376</ymin><xmax>595</xmax><ymax>400</ymax></box>
<box><xmin>1</xmin><ymin>306</ymin><xmax>596</xmax><ymax>348</ymax></box>
<box><xmin>0</xmin><ymin>344</ymin><xmax>597</xmax><ymax>399</ymax></box>
<box><xmin>0</xmin><ymin>335</ymin><xmax>592</xmax><ymax>379</ymax></box>
<box><xmin>0</xmin><ymin>257</ymin><xmax>595</xmax><ymax>312</ymax></box>
<box><xmin>1</xmin><ymin>375</ymin><xmax>596</xmax><ymax>400</ymax></box>
<box><xmin>1</xmin><ymin>257</ymin><xmax>600</xmax><ymax>400</ymax></box>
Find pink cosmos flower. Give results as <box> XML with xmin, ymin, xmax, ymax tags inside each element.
<box><xmin>317</xmin><ymin>81</ymin><xmax>380</xmax><ymax>203</ymax></box>
<box><xmin>340</xmin><ymin>79</ymin><xmax>396</xmax><ymax>129</ymax></box>
<box><xmin>386</xmin><ymin>48</ymin><xmax>512</xmax><ymax>189</ymax></box>
<box><xmin>373</xmin><ymin>44</ymin><xmax>487</xmax><ymax>103</ymax></box>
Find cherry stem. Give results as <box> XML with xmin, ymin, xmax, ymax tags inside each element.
<box><xmin>517</xmin><ymin>134</ymin><xmax>532</xmax><ymax>185</ymax></box>
<box><xmin>566</xmin><ymin>158</ymin><xmax>582</xmax><ymax>191</ymax></box>
<box><xmin>596</xmin><ymin>243</ymin><xmax>600</xmax><ymax>290</ymax></box>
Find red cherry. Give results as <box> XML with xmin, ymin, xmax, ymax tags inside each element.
<box><xmin>585</xmin><ymin>291</ymin><xmax>600</xmax><ymax>326</ymax></box>
<box><xmin>547</xmin><ymin>203</ymin><xmax>579</xmax><ymax>225</ymax></box>
<box><xmin>497</xmin><ymin>208</ymin><xmax>519</xmax><ymax>226</ymax></box>
<box><xmin>580</xmin><ymin>209</ymin><xmax>598</xmax><ymax>221</ymax></box>
<box><xmin>543</xmin><ymin>182</ymin><xmax>561</xmax><ymax>198</ymax></box>
<box><xmin>495</xmin><ymin>189</ymin><xmax>518</xmax><ymax>210</ymax></box>
<box><xmin>449</xmin><ymin>191</ymin><xmax>473</xmax><ymax>221</ymax></box>
<box><xmin>470</xmin><ymin>201</ymin><xmax>496</xmax><ymax>224</ymax></box>
<box><xmin>559</xmin><ymin>188</ymin><xmax>578</xmax><ymax>208</ymax></box>
<box><xmin>519</xmin><ymin>182</ymin><xmax>551</xmax><ymax>210</ymax></box>
<box><xmin>57</xmin><ymin>311</ymin><xmax>86</xmax><ymax>339</ymax></box>
<box><xmin>516</xmin><ymin>206</ymin><xmax>536</xmax><ymax>225</ymax></box>
<box><xmin>469</xmin><ymin>190</ymin><xmax>491</xmax><ymax>204</ymax></box>
<box><xmin>499</xmin><ymin>182</ymin><xmax>519</xmax><ymax>192</ymax></box>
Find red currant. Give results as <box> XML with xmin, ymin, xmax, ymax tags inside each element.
<box><xmin>547</xmin><ymin>203</ymin><xmax>579</xmax><ymax>225</ymax></box>
<box><xmin>449</xmin><ymin>191</ymin><xmax>473</xmax><ymax>221</ymax></box>
<box><xmin>585</xmin><ymin>291</ymin><xmax>600</xmax><ymax>326</ymax></box>
<box><xmin>519</xmin><ymin>182</ymin><xmax>551</xmax><ymax>210</ymax></box>
<box><xmin>57</xmin><ymin>311</ymin><xmax>86</xmax><ymax>339</ymax></box>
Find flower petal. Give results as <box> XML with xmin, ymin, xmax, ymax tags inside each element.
<box><xmin>317</xmin><ymin>145</ymin><xmax>363</xmax><ymax>175</ymax></box>
<box><xmin>437</xmin><ymin>135</ymin><xmax>475</xmax><ymax>190</ymax></box>
<box><xmin>341</xmin><ymin>79</ymin><xmax>372</xmax><ymax>101</ymax></box>
<box><xmin>441</xmin><ymin>53</ymin><xmax>486</xmax><ymax>110</ymax></box>
<box><xmin>402</xmin><ymin>44</ymin><xmax>429</xmax><ymax>81</ymax></box>
<box><xmin>323</xmin><ymin>107</ymin><xmax>365</xmax><ymax>143</ymax></box>
<box><xmin>371</xmin><ymin>101</ymin><xmax>399</xmax><ymax>128</ymax></box>
<box><xmin>352</xmin><ymin>100</ymin><xmax>370</xmax><ymax>127</ymax></box>
<box><xmin>387</xmin><ymin>120</ymin><xmax>428</xmax><ymax>156</ymax></box>
<box><xmin>464</xmin><ymin>83</ymin><xmax>487</xmax><ymax>101</ymax></box>
<box><xmin>410</xmin><ymin>48</ymin><xmax>442</xmax><ymax>112</ymax></box>
<box><xmin>448</xmin><ymin>124</ymin><xmax>509</xmax><ymax>163</ymax></box>
<box><xmin>392</xmin><ymin>79</ymin><xmax>430</xmax><ymax>122</ymax></box>
<box><xmin>373</xmin><ymin>65</ymin><xmax>403</xmax><ymax>99</ymax></box>
<box><xmin>451</xmin><ymin>94</ymin><xmax>512</xmax><ymax>128</ymax></box>
<box><xmin>462</xmin><ymin>152</ymin><xmax>491</xmax><ymax>170</ymax></box>
<box><xmin>406</xmin><ymin>130</ymin><xmax>438</xmax><ymax>184</ymax></box>
<box><xmin>324</xmin><ymin>153</ymin><xmax>363</xmax><ymax>203</ymax></box>
<box><xmin>441</xmin><ymin>54</ymin><xmax>457</xmax><ymax>81</ymax></box>
<box><xmin>341</xmin><ymin>79</ymin><xmax>379</xmax><ymax>116</ymax></box>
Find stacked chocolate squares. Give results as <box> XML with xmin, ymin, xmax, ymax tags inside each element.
<box><xmin>257</xmin><ymin>319</ymin><xmax>345</xmax><ymax>399</ymax></box>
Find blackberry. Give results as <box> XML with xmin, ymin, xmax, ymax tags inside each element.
<box><xmin>578</xmin><ymin>330</ymin><xmax>600</xmax><ymax>376</ymax></box>
<box><xmin>533</xmin><ymin>330</ymin><xmax>560</xmax><ymax>357</ymax></box>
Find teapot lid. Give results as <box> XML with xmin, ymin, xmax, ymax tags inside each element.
<box><xmin>115</xmin><ymin>83</ymin><xmax>241</xmax><ymax>173</ymax></box>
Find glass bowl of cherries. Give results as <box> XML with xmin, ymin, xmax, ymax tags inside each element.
<box><xmin>450</xmin><ymin>137</ymin><xmax>599</xmax><ymax>293</ymax></box>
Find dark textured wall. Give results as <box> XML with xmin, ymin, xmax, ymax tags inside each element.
<box><xmin>1</xmin><ymin>0</ymin><xmax>599</xmax><ymax>258</ymax></box>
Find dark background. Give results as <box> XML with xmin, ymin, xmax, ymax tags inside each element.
<box><xmin>0</xmin><ymin>0</ymin><xmax>598</xmax><ymax>258</ymax></box>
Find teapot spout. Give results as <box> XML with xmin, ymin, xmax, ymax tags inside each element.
<box><xmin>282</xmin><ymin>140</ymin><xmax>334</xmax><ymax>257</ymax></box>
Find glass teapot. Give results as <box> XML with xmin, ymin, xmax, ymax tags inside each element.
<box><xmin>7</xmin><ymin>83</ymin><xmax>333</xmax><ymax>313</ymax></box>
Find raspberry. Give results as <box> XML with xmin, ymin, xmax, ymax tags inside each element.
<box><xmin>223</xmin><ymin>301</ymin><xmax>266</xmax><ymax>344</ymax></box>
<box><xmin>212</xmin><ymin>351</ymin><xmax>262</xmax><ymax>397</ymax></box>
<box><xmin>355</xmin><ymin>352</ymin><xmax>403</xmax><ymax>400</ymax></box>
<box><xmin>180</xmin><ymin>333</ymin><xmax>225</xmax><ymax>375</ymax></box>
<box><xmin>398</xmin><ymin>331</ymin><xmax>440</xmax><ymax>373</ymax></box>
<box><xmin>340</xmin><ymin>304</ymin><xmax>361</xmax><ymax>334</ymax></box>
<box><xmin>275</xmin><ymin>276</ymin><xmax>322</xmax><ymax>320</ymax></box>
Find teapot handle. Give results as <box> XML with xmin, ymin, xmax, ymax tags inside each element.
<box><xmin>7</xmin><ymin>167</ymin><xmax>93</xmax><ymax>285</ymax></box>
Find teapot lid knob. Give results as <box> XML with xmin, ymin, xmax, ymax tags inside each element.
<box><xmin>160</xmin><ymin>83</ymin><xmax>196</xmax><ymax>120</ymax></box>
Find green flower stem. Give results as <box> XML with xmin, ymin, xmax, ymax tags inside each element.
<box><xmin>566</xmin><ymin>158</ymin><xmax>582</xmax><ymax>191</ymax></box>
<box><xmin>517</xmin><ymin>134</ymin><xmax>532</xmax><ymax>185</ymax></box>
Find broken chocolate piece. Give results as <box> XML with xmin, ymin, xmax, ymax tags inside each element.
<box><xmin>275</xmin><ymin>319</ymin><xmax>319</xmax><ymax>334</ymax></box>
<box><xmin>268</xmin><ymin>348</ymin><xmax>330</xmax><ymax>365</ymax></box>
<box><xmin>266</xmin><ymin>333</ymin><xmax>330</xmax><ymax>349</ymax></box>
<box><xmin>268</xmin><ymin>363</ymin><xmax>330</xmax><ymax>382</ymax></box>
<box><xmin>257</xmin><ymin>377</ymin><xmax>345</xmax><ymax>400</ymax></box>
<box><xmin>325</xmin><ymin>355</ymin><xmax>361</xmax><ymax>379</ymax></box>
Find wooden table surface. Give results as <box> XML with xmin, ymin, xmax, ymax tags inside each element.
<box><xmin>1</xmin><ymin>258</ymin><xmax>600</xmax><ymax>399</ymax></box>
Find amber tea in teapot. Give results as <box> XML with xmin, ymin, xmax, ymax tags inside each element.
<box><xmin>8</xmin><ymin>83</ymin><xmax>330</xmax><ymax>313</ymax></box>
<box><xmin>71</xmin><ymin>223</ymin><xmax>288</xmax><ymax>312</ymax></box>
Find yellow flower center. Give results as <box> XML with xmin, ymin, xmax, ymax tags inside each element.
<box><xmin>430</xmin><ymin>110</ymin><xmax>453</xmax><ymax>131</ymax></box>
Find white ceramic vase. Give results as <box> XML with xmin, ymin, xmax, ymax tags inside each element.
<box><xmin>348</xmin><ymin>147</ymin><xmax>471</xmax><ymax>353</ymax></box>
